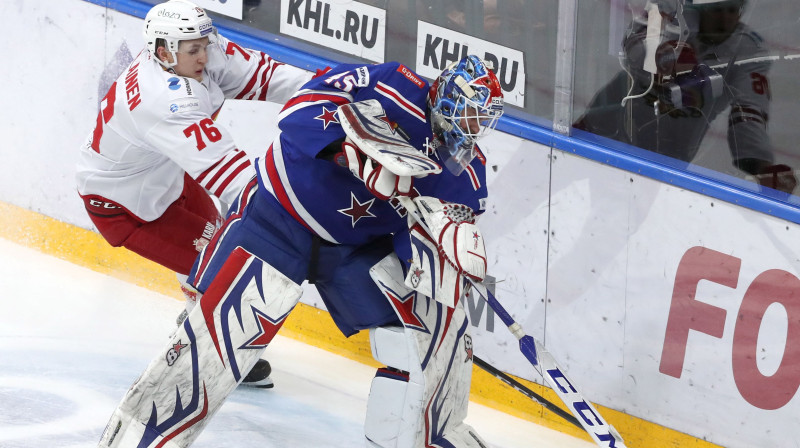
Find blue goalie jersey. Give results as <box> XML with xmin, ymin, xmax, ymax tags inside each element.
<box><xmin>254</xmin><ymin>62</ymin><xmax>488</xmax><ymax>245</ymax></box>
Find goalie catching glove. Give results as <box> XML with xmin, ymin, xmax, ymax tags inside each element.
<box><xmin>336</xmin><ymin>100</ymin><xmax>442</xmax><ymax>201</ymax></box>
<box><xmin>340</xmin><ymin>138</ymin><xmax>413</xmax><ymax>201</ymax></box>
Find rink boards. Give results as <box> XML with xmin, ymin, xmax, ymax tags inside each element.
<box><xmin>2</xmin><ymin>1</ymin><xmax>800</xmax><ymax>447</ymax></box>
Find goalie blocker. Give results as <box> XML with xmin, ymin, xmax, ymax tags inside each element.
<box><xmin>336</xmin><ymin>100</ymin><xmax>442</xmax><ymax>201</ymax></box>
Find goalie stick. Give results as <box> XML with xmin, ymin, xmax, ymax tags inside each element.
<box><xmin>335</xmin><ymin>98</ymin><xmax>625</xmax><ymax>446</ymax></box>
<box><xmin>396</xmin><ymin>195</ymin><xmax>628</xmax><ymax>448</ymax></box>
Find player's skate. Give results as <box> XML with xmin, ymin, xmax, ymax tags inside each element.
<box><xmin>240</xmin><ymin>358</ymin><xmax>273</xmax><ymax>388</ymax></box>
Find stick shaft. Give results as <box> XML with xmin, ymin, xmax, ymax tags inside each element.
<box><xmin>473</xmin><ymin>355</ymin><xmax>582</xmax><ymax>429</ymax></box>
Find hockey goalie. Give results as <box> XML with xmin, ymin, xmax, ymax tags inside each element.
<box><xmin>97</xmin><ymin>52</ymin><xmax>504</xmax><ymax>448</ymax></box>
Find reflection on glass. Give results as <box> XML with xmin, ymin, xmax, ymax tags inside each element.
<box><xmin>414</xmin><ymin>0</ymin><xmax>557</xmax><ymax>120</ymax></box>
<box><xmin>223</xmin><ymin>0</ymin><xmax>557</xmax><ymax>121</ymax></box>
<box><xmin>574</xmin><ymin>0</ymin><xmax>797</xmax><ymax>195</ymax></box>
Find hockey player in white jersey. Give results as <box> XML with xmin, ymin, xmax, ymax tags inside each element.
<box><xmin>76</xmin><ymin>0</ymin><xmax>312</xmax><ymax>387</ymax></box>
<box><xmin>95</xmin><ymin>55</ymin><xmax>504</xmax><ymax>447</ymax></box>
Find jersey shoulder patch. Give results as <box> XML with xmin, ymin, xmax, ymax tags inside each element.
<box><xmin>353</xmin><ymin>65</ymin><xmax>371</xmax><ymax>87</ymax></box>
<box><xmin>167</xmin><ymin>97</ymin><xmax>202</xmax><ymax>114</ymax></box>
<box><xmin>161</xmin><ymin>74</ymin><xmax>199</xmax><ymax>99</ymax></box>
<box><xmin>396</xmin><ymin>64</ymin><xmax>425</xmax><ymax>89</ymax></box>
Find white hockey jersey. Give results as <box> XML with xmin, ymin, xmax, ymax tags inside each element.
<box><xmin>76</xmin><ymin>33</ymin><xmax>312</xmax><ymax>222</ymax></box>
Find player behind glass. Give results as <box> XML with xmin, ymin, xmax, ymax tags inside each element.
<box><xmin>97</xmin><ymin>55</ymin><xmax>504</xmax><ymax>447</ymax></box>
<box><xmin>76</xmin><ymin>0</ymin><xmax>312</xmax><ymax>388</ymax></box>
<box><xmin>574</xmin><ymin>0</ymin><xmax>796</xmax><ymax>194</ymax></box>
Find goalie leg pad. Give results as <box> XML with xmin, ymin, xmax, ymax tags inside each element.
<box><xmin>365</xmin><ymin>326</ymin><xmax>424</xmax><ymax>448</ymax></box>
<box><xmin>98</xmin><ymin>247</ymin><xmax>302</xmax><ymax>448</ymax></box>
<box><xmin>366</xmin><ymin>255</ymin><xmax>485</xmax><ymax>448</ymax></box>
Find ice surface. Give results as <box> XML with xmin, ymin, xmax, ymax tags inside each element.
<box><xmin>0</xmin><ymin>238</ymin><xmax>594</xmax><ymax>448</ymax></box>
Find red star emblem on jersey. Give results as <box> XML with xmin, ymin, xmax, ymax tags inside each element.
<box><xmin>241</xmin><ymin>307</ymin><xmax>285</xmax><ymax>349</ymax></box>
<box><xmin>315</xmin><ymin>106</ymin><xmax>339</xmax><ymax>130</ymax></box>
<box><xmin>387</xmin><ymin>290</ymin><xmax>428</xmax><ymax>333</ymax></box>
<box><xmin>338</xmin><ymin>192</ymin><xmax>376</xmax><ymax>227</ymax></box>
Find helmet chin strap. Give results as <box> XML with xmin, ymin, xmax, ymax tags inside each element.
<box><xmin>155</xmin><ymin>55</ymin><xmax>178</xmax><ymax>69</ymax></box>
<box><xmin>153</xmin><ymin>42</ymin><xmax>179</xmax><ymax>69</ymax></box>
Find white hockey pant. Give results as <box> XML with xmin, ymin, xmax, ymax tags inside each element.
<box><xmin>366</xmin><ymin>256</ymin><xmax>487</xmax><ymax>448</ymax></box>
<box><xmin>97</xmin><ymin>247</ymin><xmax>302</xmax><ymax>448</ymax></box>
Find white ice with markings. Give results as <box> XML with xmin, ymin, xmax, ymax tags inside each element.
<box><xmin>0</xmin><ymin>238</ymin><xmax>595</xmax><ymax>448</ymax></box>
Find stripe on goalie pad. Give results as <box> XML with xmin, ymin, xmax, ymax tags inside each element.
<box><xmin>98</xmin><ymin>247</ymin><xmax>302</xmax><ymax>448</ymax></box>
<box><xmin>337</xmin><ymin>99</ymin><xmax>442</xmax><ymax>177</ymax></box>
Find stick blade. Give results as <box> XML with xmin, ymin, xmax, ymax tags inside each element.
<box><xmin>536</xmin><ymin>345</ymin><xmax>628</xmax><ymax>448</ymax></box>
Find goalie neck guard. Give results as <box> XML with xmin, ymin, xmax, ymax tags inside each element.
<box><xmin>143</xmin><ymin>0</ymin><xmax>216</xmax><ymax>69</ymax></box>
<box><xmin>428</xmin><ymin>55</ymin><xmax>504</xmax><ymax>176</ymax></box>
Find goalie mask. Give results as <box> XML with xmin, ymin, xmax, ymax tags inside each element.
<box><xmin>143</xmin><ymin>0</ymin><xmax>216</xmax><ymax>69</ymax></box>
<box><xmin>428</xmin><ymin>56</ymin><xmax>504</xmax><ymax>176</ymax></box>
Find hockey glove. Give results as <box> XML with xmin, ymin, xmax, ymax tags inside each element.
<box><xmin>417</xmin><ymin>198</ymin><xmax>487</xmax><ymax>283</ymax></box>
<box><xmin>340</xmin><ymin>138</ymin><xmax>413</xmax><ymax>201</ymax></box>
<box><xmin>403</xmin><ymin>196</ymin><xmax>487</xmax><ymax>307</ymax></box>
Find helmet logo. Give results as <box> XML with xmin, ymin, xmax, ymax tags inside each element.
<box><xmin>157</xmin><ymin>9</ymin><xmax>182</xmax><ymax>19</ymax></box>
